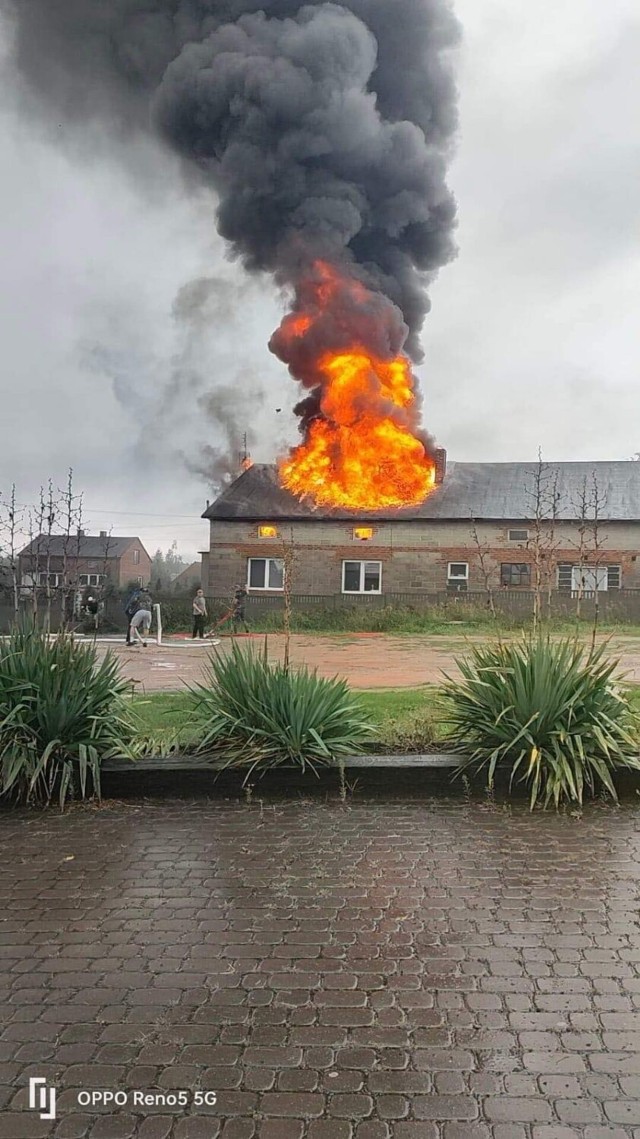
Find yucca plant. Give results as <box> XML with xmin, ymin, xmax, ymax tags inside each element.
<box><xmin>443</xmin><ymin>636</ymin><xmax>640</xmax><ymax>809</ymax></box>
<box><xmin>0</xmin><ymin>624</ymin><xmax>134</xmax><ymax>808</ymax></box>
<box><xmin>191</xmin><ymin>641</ymin><xmax>374</xmax><ymax>778</ymax></box>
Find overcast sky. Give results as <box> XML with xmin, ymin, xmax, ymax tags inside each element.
<box><xmin>1</xmin><ymin>0</ymin><xmax>638</xmax><ymax>558</ymax></box>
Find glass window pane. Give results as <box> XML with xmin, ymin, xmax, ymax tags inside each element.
<box><xmin>448</xmin><ymin>563</ymin><xmax>468</xmax><ymax>578</ymax></box>
<box><xmin>363</xmin><ymin>562</ymin><xmax>381</xmax><ymax>592</ymax></box>
<box><xmin>343</xmin><ymin>562</ymin><xmax>361</xmax><ymax>592</ymax></box>
<box><xmin>268</xmin><ymin>559</ymin><xmax>284</xmax><ymax>589</ymax></box>
<box><xmin>249</xmin><ymin>559</ymin><xmax>265</xmax><ymax>588</ymax></box>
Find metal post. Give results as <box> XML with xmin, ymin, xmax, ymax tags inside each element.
<box><xmin>154</xmin><ymin>603</ymin><xmax>162</xmax><ymax>646</ymax></box>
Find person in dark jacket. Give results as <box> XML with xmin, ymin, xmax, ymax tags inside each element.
<box><xmin>232</xmin><ymin>584</ymin><xmax>249</xmax><ymax>635</ymax></box>
<box><xmin>124</xmin><ymin>587</ymin><xmax>141</xmax><ymax>645</ymax></box>
<box><xmin>129</xmin><ymin>588</ymin><xmax>153</xmax><ymax>647</ymax></box>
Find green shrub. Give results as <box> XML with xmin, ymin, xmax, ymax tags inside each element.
<box><xmin>0</xmin><ymin>625</ymin><xmax>134</xmax><ymax>808</ymax></box>
<box><xmin>443</xmin><ymin>636</ymin><xmax>640</xmax><ymax>809</ymax></box>
<box><xmin>191</xmin><ymin>642</ymin><xmax>374</xmax><ymax>777</ymax></box>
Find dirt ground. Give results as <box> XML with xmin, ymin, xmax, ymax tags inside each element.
<box><xmin>94</xmin><ymin>632</ymin><xmax>640</xmax><ymax>692</ymax></box>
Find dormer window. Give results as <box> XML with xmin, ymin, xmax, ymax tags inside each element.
<box><xmin>258</xmin><ymin>524</ymin><xmax>278</xmax><ymax>539</ymax></box>
<box><xmin>353</xmin><ymin>527</ymin><xmax>373</xmax><ymax>541</ymax></box>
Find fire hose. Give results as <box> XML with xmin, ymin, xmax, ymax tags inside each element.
<box><xmin>204</xmin><ymin>610</ymin><xmax>233</xmax><ymax>637</ymax></box>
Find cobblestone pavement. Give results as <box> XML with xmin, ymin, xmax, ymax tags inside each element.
<box><xmin>95</xmin><ymin>633</ymin><xmax>640</xmax><ymax>692</ymax></box>
<box><xmin>3</xmin><ymin>798</ymin><xmax>640</xmax><ymax>1138</ymax></box>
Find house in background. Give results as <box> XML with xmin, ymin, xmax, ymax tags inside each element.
<box><xmin>171</xmin><ymin>560</ymin><xmax>202</xmax><ymax>593</ymax></box>
<box><xmin>200</xmin><ymin>458</ymin><xmax>640</xmax><ymax>600</ymax></box>
<box><xmin>18</xmin><ymin>532</ymin><xmax>151</xmax><ymax>592</ymax></box>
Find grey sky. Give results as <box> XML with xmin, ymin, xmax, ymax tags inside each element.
<box><xmin>1</xmin><ymin>0</ymin><xmax>638</xmax><ymax>558</ymax></box>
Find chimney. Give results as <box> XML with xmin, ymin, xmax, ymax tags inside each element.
<box><xmin>434</xmin><ymin>448</ymin><xmax>447</xmax><ymax>485</ymax></box>
<box><xmin>99</xmin><ymin>530</ymin><xmax>107</xmax><ymax>538</ymax></box>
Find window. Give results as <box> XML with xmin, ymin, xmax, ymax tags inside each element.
<box><xmin>501</xmin><ymin>563</ymin><xmax>531</xmax><ymax>588</ymax></box>
<box><xmin>508</xmin><ymin>529</ymin><xmax>529</xmax><ymax>542</ymax></box>
<box><xmin>447</xmin><ymin>562</ymin><xmax>468</xmax><ymax>592</ymax></box>
<box><xmin>342</xmin><ymin>560</ymin><xmax>382</xmax><ymax>594</ymax></box>
<box><xmin>38</xmin><ymin>573</ymin><xmax>62</xmax><ymax>587</ymax></box>
<box><xmin>258</xmin><ymin>524</ymin><xmax>278</xmax><ymax>539</ymax></box>
<box><xmin>248</xmin><ymin>557</ymin><xmax>284</xmax><ymax>590</ymax></box>
<box><xmin>559</xmin><ymin>565</ymin><xmax>621</xmax><ymax>593</ymax></box>
<box><xmin>558</xmin><ymin>564</ymin><xmax>573</xmax><ymax>592</ymax></box>
<box><xmin>353</xmin><ymin>527</ymin><xmax>374</xmax><ymax>541</ymax></box>
<box><xmin>132</xmin><ymin>549</ymin><xmax>140</xmax><ymax>565</ymax></box>
<box><xmin>79</xmin><ymin>574</ymin><xmax>105</xmax><ymax>587</ymax></box>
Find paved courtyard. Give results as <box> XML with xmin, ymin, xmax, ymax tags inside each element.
<box><xmin>3</xmin><ymin>797</ymin><xmax>640</xmax><ymax>1137</ymax></box>
<box><xmin>95</xmin><ymin>633</ymin><xmax>640</xmax><ymax>692</ymax></box>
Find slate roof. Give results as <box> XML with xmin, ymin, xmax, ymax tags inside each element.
<box><xmin>202</xmin><ymin>462</ymin><xmax>640</xmax><ymax>523</ymax></box>
<box><xmin>19</xmin><ymin>536</ymin><xmax>144</xmax><ymax>558</ymax></box>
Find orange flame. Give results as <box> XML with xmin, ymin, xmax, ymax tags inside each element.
<box><xmin>273</xmin><ymin>263</ymin><xmax>436</xmax><ymax>511</ymax></box>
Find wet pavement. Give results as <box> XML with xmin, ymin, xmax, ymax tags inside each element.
<box><xmin>3</xmin><ymin>797</ymin><xmax>640</xmax><ymax>1137</ymax></box>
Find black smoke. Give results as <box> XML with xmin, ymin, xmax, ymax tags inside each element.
<box><xmin>3</xmin><ymin>0</ymin><xmax>460</xmax><ymax>362</ymax></box>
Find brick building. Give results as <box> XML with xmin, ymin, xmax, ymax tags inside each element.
<box><xmin>18</xmin><ymin>533</ymin><xmax>151</xmax><ymax>592</ymax></box>
<box><xmin>200</xmin><ymin>459</ymin><xmax>640</xmax><ymax>601</ymax></box>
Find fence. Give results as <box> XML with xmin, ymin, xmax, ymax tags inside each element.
<box><xmin>204</xmin><ymin>589</ymin><xmax>640</xmax><ymax>623</ymax></box>
<box><xmin>3</xmin><ymin>589</ymin><xmax>640</xmax><ymax>634</ymax></box>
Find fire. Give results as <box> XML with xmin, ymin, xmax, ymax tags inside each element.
<box><xmin>272</xmin><ymin>262</ymin><xmax>436</xmax><ymax>511</ymax></box>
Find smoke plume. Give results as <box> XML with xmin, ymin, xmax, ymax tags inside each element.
<box><xmin>4</xmin><ymin>1</ymin><xmax>459</xmax><ymax>355</ymax></box>
<box><xmin>4</xmin><ymin>1</ymin><xmax>459</xmax><ymax>498</ymax></box>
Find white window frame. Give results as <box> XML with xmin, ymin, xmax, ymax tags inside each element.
<box><xmin>508</xmin><ymin>528</ymin><xmax>529</xmax><ymax>542</ymax></box>
<box><xmin>79</xmin><ymin>573</ymin><xmax>105</xmax><ymax>587</ymax></box>
<box><xmin>447</xmin><ymin>562</ymin><xmax>469</xmax><ymax>582</ymax></box>
<box><xmin>342</xmin><ymin>560</ymin><xmax>382</xmax><ymax>595</ymax></box>
<box><xmin>132</xmin><ymin>549</ymin><xmax>140</xmax><ymax>565</ymax></box>
<box><xmin>247</xmin><ymin>557</ymin><xmax>285</xmax><ymax>591</ymax></box>
<box><xmin>37</xmin><ymin>572</ymin><xmax>62</xmax><ymax>587</ymax></box>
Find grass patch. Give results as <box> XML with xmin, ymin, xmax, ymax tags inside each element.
<box><xmin>130</xmin><ymin>685</ymin><xmax>448</xmax><ymax>755</ymax></box>
<box><xmin>130</xmin><ymin>678</ymin><xmax>640</xmax><ymax>759</ymax></box>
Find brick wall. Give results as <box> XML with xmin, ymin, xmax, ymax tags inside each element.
<box><xmin>118</xmin><ymin>543</ymin><xmax>151</xmax><ymax>587</ymax></box>
<box><xmin>207</xmin><ymin>518</ymin><xmax>640</xmax><ymax>597</ymax></box>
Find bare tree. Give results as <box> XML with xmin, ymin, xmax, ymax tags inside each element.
<box><xmin>58</xmin><ymin>470</ymin><xmax>86</xmax><ymax>631</ymax></box>
<box><xmin>569</xmin><ymin>472</ymin><xmax>608</xmax><ymax>646</ymax></box>
<box><xmin>27</xmin><ymin>493</ymin><xmax>47</xmax><ymax>621</ymax></box>
<box><xmin>94</xmin><ymin>527</ymin><xmax>116</xmax><ymax>639</ymax></box>
<box><xmin>525</xmin><ymin>451</ymin><xmax>563</xmax><ymax>632</ymax></box>
<box><xmin>280</xmin><ymin>528</ymin><xmax>297</xmax><ymax>672</ymax></box>
<box><xmin>588</xmin><ymin>475</ymin><xmax>608</xmax><ymax>653</ymax></box>
<box><xmin>470</xmin><ymin>517</ymin><xmax>496</xmax><ymax>618</ymax></box>
<box><xmin>0</xmin><ymin>485</ymin><xmax>22</xmax><ymax>619</ymax></box>
<box><xmin>40</xmin><ymin>480</ymin><xmax>59</xmax><ymax>634</ymax></box>
<box><xmin>571</xmin><ymin>475</ymin><xmax>591</xmax><ymax>621</ymax></box>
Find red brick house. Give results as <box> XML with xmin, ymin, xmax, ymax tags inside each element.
<box><xmin>18</xmin><ymin>532</ymin><xmax>151</xmax><ymax>592</ymax></box>
<box><xmin>200</xmin><ymin>459</ymin><xmax>640</xmax><ymax>602</ymax></box>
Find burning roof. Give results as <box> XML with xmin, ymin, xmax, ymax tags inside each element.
<box><xmin>203</xmin><ymin>461</ymin><xmax>640</xmax><ymax>523</ymax></box>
